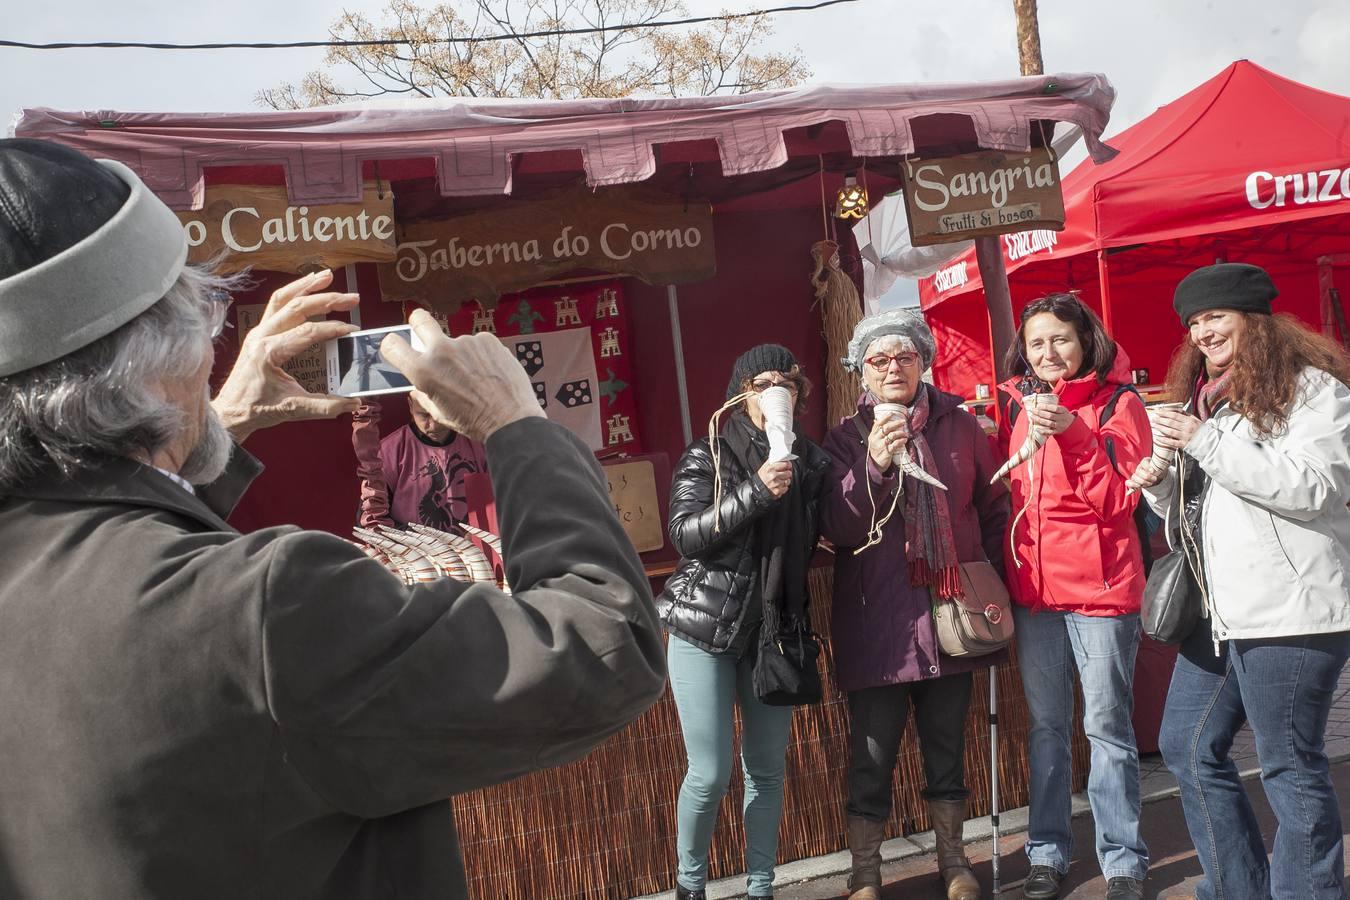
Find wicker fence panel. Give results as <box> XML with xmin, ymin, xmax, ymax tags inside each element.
<box><xmin>453</xmin><ymin>564</ymin><xmax>1090</xmax><ymax>899</ymax></box>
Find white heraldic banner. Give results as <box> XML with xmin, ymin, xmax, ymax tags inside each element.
<box><xmin>503</xmin><ymin>327</ymin><xmax>603</xmax><ymax>450</ymax></box>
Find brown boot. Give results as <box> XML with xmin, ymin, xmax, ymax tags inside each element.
<box><xmin>845</xmin><ymin>815</ymin><xmax>886</xmax><ymax>900</ymax></box>
<box><xmin>927</xmin><ymin>799</ymin><xmax>980</xmax><ymax>900</ymax></box>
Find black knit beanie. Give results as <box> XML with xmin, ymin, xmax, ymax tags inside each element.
<box><xmin>1173</xmin><ymin>263</ymin><xmax>1277</xmax><ymax>325</ymax></box>
<box><xmin>726</xmin><ymin>343</ymin><xmax>798</xmax><ymax>399</ymax></box>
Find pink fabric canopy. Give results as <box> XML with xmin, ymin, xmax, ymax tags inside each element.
<box><xmin>14</xmin><ymin>76</ymin><xmax>1116</xmax><ymax>210</ymax></box>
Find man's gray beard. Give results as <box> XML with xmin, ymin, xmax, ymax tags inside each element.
<box><xmin>179</xmin><ymin>405</ymin><xmax>233</xmax><ymax>485</ymax></box>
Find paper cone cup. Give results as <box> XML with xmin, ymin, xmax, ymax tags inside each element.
<box><xmin>759</xmin><ymin>386</ymin><xmax>798</xmax><ymax>462</ymax></box>
<box><xmin>1145</xmin><ymin>401</ymin><xmax>1185</xmax><ymax>467</ymax></box>
<box><xmin>872</xmin><ymin>402</ymin><xmax>912</xmax><ymax>467</ymax></box>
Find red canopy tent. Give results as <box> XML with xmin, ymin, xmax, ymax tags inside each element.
<box><xmin>918</xmin><ymin>60</ymin><xmax>1350</xmax><ymax>398</ymax></box>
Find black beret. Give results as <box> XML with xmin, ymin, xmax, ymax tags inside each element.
<box><xmin>1173</xmin><ymin>263</ymin><xmax>1277</xmax><ymax>325</ymax></box>
<box><xmin>0</xmin><ymin>139</ymin><xmax>131</xmax><ymax>280</ymax></box>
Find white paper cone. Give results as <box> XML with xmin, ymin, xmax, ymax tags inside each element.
<box><xmin>872</xmin><ymin>403</ymin><xmax>910</xmax><ymax>468</ymax></box>
<box><xmin>1145</xmin><ymin>401</ymin><xmax>1185</xmax><ymax>468</ymax></box>
<box><xmin>759</xmin><ymin>386</ymin><xmax>798</xmax><ymax>462</ymax></box>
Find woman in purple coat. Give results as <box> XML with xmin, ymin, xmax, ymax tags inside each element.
<box><xmin>822</xmin><ymin>310</ymin><xmax>1010</xmax><ymax>900</ymax></box>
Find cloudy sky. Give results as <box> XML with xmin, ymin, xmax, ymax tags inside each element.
<box><xmin>5</xmin><ymin>0</ymin><xmax>1347</xmax><ymax>305</ymax></box>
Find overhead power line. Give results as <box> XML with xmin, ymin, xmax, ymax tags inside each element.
<box><xmin>0</xmin><ymin>0</ymin><xmax>862</xmax><ymax>51</ymax></box>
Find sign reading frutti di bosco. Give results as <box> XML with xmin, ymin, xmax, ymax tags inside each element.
<box><xmin>378</xmin><ymin>185</ymin><xmax>716</xmax><ymax>308</ymax></box>
<box><xmin>176</xmin><ymin>183</ymin><xmax>397</xmax><ymax>275</ymax></box>
<box><xmin>900</xmin><ymin>147</ymin><xmax>1065</xmax><ymax>247</ymax></box>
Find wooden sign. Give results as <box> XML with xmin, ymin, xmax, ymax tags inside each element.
<box><xmin>378</xmin><ymin>185</ymin><xmax>715</xmax><ymax>309</ymax></box>
<box><xmin>178</xmin><ymin>183</ymin><xmax>397</xmax><ymax>275</ymax></box>
<box><xmin>603</xmin><ymin>459</ymin><xmax>664</xmax><ymax>553</ymax></box>
<box><xmin>234</xmin><ymin>303</ymin><xmax>327</xmax><ymax>394</ymax></box>
<box><xmin>900</xmin><ymin>147</ymin><xmax>1065</xmax><ymax>246</ymax></box>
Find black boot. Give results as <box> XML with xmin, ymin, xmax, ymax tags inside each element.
<box><xmin>675</xmin><ymin>885</ymin><xmax>706</xmax><ymax>900</ymax></box>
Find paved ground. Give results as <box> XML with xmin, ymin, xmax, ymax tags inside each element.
<box><xmin>640</xmin><ymin>665</ymin><xmax>1350</xmax><ymax>900</ymax></box>
<box><xmin>768</xmin><ymin>760</ymin><xmax>1350</xmax><ymax>899</ymax></box>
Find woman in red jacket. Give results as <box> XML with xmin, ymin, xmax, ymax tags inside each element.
<box><xmin>996</xmin><ymin>294</ymin><xmax>1152</xmax><ymax>900</ymax></box>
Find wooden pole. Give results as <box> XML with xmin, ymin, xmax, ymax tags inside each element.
<box><xmin>1013</xmin><ymin>0</ymin><xmax>1044</xmax><ymax>76</ymax></box>
<box><xmin>976</xmin><ymin>236</ymin><xmax>1017</xmax><ymax>381</ymax></box>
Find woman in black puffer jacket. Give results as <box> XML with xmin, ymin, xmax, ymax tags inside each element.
<box><xmin>657</xmin><ymin>344</ymin><xmax>829</xmax><ymax>900</ymax></box>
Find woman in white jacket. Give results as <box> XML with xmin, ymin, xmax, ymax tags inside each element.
<box><xmin>1127</xmin><ymin>263</ymin><xmax>1350</xmax><ymax>900</ymax></box>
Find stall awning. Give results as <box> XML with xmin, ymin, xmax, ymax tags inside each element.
<box><xmin>13</xmin><ymin>76</ymin><xmax>1116</xmax><ymax>210</ymax></box>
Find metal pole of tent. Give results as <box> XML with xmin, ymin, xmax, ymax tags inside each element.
<box><xmin>344</xmin><ymin>264</ymin><xmax>363</xmax><ymax>328</ymax></box>
<box><xmin>667</xmin><ymin>284</ymin><xmax>694</xmax><ymax>446</ymax></box>
<box><xmin>990</xmin><ymin>665</ymin><xmax>1002</xmax><ymax>896</ymax></box>
<box><xmin>1097</xmin><ymin>249</ymin><xmax>1116</xmax><ymax>337</ymax></box>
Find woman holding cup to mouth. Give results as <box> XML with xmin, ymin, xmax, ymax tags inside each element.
<box><xmin>997</xmin><ymin>294</ymin><xmax>1152</xmax><ymax>900</ymax></box>
<box><xmin>658</xmin><ymin>344</ymin><xmax>831</xmax><ymax>900</ymax></box>
<box><xmin>821</xmin><ymin>310</ymin><xmax>1009</xmax><ymax>900</ymax></box>
<box><xmin>1126</xmin><ymin>263</ymin><xmax>1350</xmax><ymax>900</ymax></box>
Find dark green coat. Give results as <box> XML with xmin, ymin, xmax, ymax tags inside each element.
<box><xmin>0</xmin><ymin>417</ymin><xmax>665</xmax><ymax>899</ymax></box>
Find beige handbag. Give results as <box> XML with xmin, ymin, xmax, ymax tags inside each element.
<box><xmin>932</xmin><ymin>560</ymin><xmax>1014</xmax><ymax>657</ymax></box>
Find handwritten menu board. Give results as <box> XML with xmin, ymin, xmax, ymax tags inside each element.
<box><xmin>603</xmin><ymin>459</ymin><xmax>663</xmax><ymax>553</ymax></box>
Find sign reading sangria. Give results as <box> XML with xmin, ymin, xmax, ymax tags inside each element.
<box><xmin>378</xmin><ymin>185</ymin><xmax>715</xmax><ymax>308</ymax></box>
<box><xmin>900</xmin><ymin>147</ymin><xmax>1065</xmax><ymax>246</ymax></box>
<box><xmin>177</xmin><ymin>183</ymin><xmax>397</xmax><ymax>274</ymax></box>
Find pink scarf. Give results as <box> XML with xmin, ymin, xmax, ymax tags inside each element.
<box><xmin>902</xmin><ymin>386</ymin><xmax>962</xmax><ymax>599</ymax></box>
<box><xmin>1195</xmin><ymin>370</ymin><xmax>1234</xmax><ymax>421</ymax></box>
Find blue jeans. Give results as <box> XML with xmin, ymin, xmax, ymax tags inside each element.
<box><xmin>1160</xmin><ymin>626</ymin><xmax>1350</xmax><ymax>900</ymax></box>
<box><xmin>1014</xmin><ymin>606</ymin><xmax>1148</xmax><ymax>880</ymax></box>
<box><xmin>667</xmin><ymin>635</ymin><xmax>794</xmax><ymax>897</ymax></box>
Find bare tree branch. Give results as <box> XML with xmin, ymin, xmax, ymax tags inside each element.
<box><xmin>260</xmin><ymin>0</ymin><xmax>808</xmax><ymax>107</ymax></box>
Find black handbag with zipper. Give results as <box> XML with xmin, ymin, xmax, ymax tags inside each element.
<box><xmin>1142</xmin><ymin>457</ymin><xmax>1209</xmax><ymax>644</ymax></box>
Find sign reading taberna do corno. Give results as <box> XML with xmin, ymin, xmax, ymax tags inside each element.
<box><xmin>899</xmin><ymin>147</ymin><xmax>1065</xmax><ymax>247</ymax></box>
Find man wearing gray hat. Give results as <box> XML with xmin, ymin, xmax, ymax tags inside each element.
<box><xmin>0</xmin><ymin>139</ymin><xmax>665</xmax><ymax>899</ymax></box>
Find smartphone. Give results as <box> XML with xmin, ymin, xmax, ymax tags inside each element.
<box><xmin>324</xmin><ymin>324</ymin><xmax>425</xmax><ymax>397</ymax></box>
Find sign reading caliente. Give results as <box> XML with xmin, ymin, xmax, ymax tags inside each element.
<box><xmin>900</xmin><ymin>147</ymin><xmax>1065</xmax><ymax>247</ymax></box>
<box><xmin>378</xmin><ymin>186</ymin><xmax>715</xmax><ymax>308</ymax></box>
<box><xmin>177</xmin><ymin>183</ymin><xmax>397</xmax><ymax>275</ymax></box>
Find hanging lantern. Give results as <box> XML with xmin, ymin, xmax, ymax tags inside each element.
<box><xmin>834</xmin><ymin>174</ymin><xmax>869</xmax><ymax>219</ymax></box>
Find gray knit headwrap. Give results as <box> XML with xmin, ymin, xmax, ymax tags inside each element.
<box><xmin>842</xmin><ymin>308</ymin><xmax>936</xmax><ymax>374</ymax></box>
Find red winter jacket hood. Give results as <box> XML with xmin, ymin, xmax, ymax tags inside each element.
<box><xmin>996</xmin><ymin>349</ymin><xmax>1152</xmax><ymax>616</ymax></box>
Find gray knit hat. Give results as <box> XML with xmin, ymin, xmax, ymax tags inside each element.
<box><xmin>842</xmin><ymin>308</ymin><xmax>936</xmax><ymax>373</ymax></box>
<box><xmin>0</xmin><ymin>139</ymin><xmax>188</xmax><ymax>377</ymax></box>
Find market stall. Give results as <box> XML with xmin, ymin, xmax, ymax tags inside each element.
<box><xmin>17</xmin><ymin>77</ymin><xmax>1115</xmax><ymax>898</ymax></box>
<box><xmin>917</xmin><ymin>60</ymin><xmax>1350</xmax><ymax>400</ymax></box>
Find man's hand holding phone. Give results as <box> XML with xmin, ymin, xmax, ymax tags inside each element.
<box><xmin>212</xmin><ymin>270</ymin><xmax>361</xmax><ymax>442</ymax></box>
<box><xmin>379</xmin><ymin>309</ymin><xmax>546</xmax><ymax>443</ymax></box>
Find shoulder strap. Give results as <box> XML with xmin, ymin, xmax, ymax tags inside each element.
<box><xmin>1101</xmin><ymin>383</ymin><xmax>1140</xmax><ymax>427</ymax></box>
<box><xmin>997</xmin><ymin>390</ymin><xmax>1022</xmax><ymax>430</ymax></box>
<box><xmin>851</xmin><ymin>412</ymin><xmax>869</xmax><ymax>443</ymax></box>
<box><xmin>1101</xmin><ymin>383</ymin><xmax>1140</xmax><ymax>474</ymax></box>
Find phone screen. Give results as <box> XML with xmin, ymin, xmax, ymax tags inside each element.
<box><xmin>332</xmin><ymin>325</ymin><xmax>414</xmax><ymax>397</ymax></box>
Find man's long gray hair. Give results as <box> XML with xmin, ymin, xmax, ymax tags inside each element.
<box><xmin>0</xmin><ymin>266</ymin><xmax>240</xmax><ymax>492</ymax></box>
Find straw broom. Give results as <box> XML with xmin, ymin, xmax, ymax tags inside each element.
<box><xmin>812</xmin><ymin>240</ymin><xmax>863</xmax><ymax>423</ymax></box>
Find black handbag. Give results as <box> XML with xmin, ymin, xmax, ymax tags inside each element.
<box><xmin>1142</xmin><ymin>458</ymin><xmax>1208</xmax><ymax>645</ymax></box>
<box><xmin>1142</xmin><ymin>550</ymin><xmax>1200</xmax><ymax>644</ymax></box>
<box><xmin>752</xmin><ymin>619</ymin><xmax>823</xmax><ymax>706</ymax></box>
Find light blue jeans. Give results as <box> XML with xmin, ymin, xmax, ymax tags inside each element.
<box><xmin>1161</xmin><ymin>628</ymin><xmax>1350</xmax><ymax>899</ymax></box>
<box><xmin>668</xmin><ymin>634</ymin><xmax>794</xmax><ymax>897</ymax></box>
<box><xmin>1014</xmin><ymin>606</ymin><xmax>1149</xmax><ymax>881</ymax></box>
